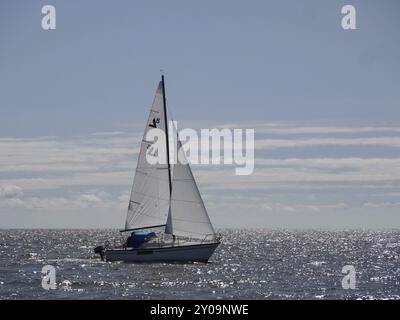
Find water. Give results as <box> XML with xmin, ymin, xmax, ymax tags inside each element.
<box><xmin>0</xmin><ymin>229</ymin><xmax>399</xmax><ymax>299</ymax></box>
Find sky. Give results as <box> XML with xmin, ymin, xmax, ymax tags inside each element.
<box><xmin>0</xmin><ymin>0</ymin><xmax>400</xmax><ymax>229</ymax></box>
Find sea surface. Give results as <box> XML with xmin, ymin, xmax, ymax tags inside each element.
<box><xmin>0</xmin><ymin>229</ymin><xmax>399</xmax><ymax>300</ymax></box>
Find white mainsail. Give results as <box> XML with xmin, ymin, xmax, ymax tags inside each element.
<box><xmin>166</xmin><ymin>140</ymin><xmax>216</xmax><ymax>240</ymax></box>
<box><xmin>124</xmin><ymin>82</ymin><xmax>170</xmax><ymax>230</ymax></box>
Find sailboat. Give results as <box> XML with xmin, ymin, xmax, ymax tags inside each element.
<box><xmin>94</xmin><ymin>75</ymin><xmax>220</xmax><ymax>262</ymax></box>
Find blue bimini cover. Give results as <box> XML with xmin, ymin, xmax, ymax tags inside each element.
<box><xmin>127</xmin><ymin>231</ymin><xmax>156</xmax><ymax>248</ymax></box>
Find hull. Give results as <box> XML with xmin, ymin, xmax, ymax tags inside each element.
<box><xmin>105</xmin><ymin>242</ymin><xmax>220</xmax><ymax>263</ymax></box>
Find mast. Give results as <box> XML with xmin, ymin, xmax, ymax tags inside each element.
<box><xmin>161</xmin><ymin>75</ymin><xmax>172</xmax><ymax>196</ymax></box>
<box><xmin>162</xmin><ymin>75</ymin><xmax>175</xmax><ymax>239</ymax></box>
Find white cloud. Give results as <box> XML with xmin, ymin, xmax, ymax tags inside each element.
<box><xmin>0</xmin><ymin>196</ymin><xmax>69</xmax><ymax>209</ymax></box>
<box><xmin>371</xmin><ymin>192</ymin><xmax>400</xmax><ymax>197</ymax></box>
<box><xmin>255</xmin><ymin>158</ymin><xmax>400</xmax><ymax>169</ymax></box>
<box><xmin>306</xmin><ymin>203</ymin><xmax>348</xmax><ymax>212</ymax></box>
<box><xmin>78</xmin><ymin>194</ymin><xmax>103</xmax><ymax>207</ymax></box>
<box><xmin>363</xmin><ymin>202</ymin><xmax>400</xmax><ymax>208</ymax></box>
<box><xmin>2</xmin><ymin>157</ymin><xmax>400</xmax><ymax>192</ymax></box>
<box><xmin>256</xmin><ymin>125</ymin><xmax>400</xmax><ymax>135</ymax></box>
<box><xmin>0</xmin><ymin>184</ymin><xmax>23</xmax><ymax>199</ymax></box>
<box><xmin>0</xmin><ymin>135</ymin><xmax>140</xmax><ymax>170</ymax></box>
<box><xmin>118</xmin><ymin>194</ymin><xmax>130</xmax><ymax>203</ymax></box>
<box><xmin>0</xmin><ymin>171</ymin><xmax>132</xmax><ymax>191</ymax></box>
<box><xmin>255</xmin><ymin>137</ymin><xmax>400</xmax><ymax>149</ymax></box>
<box><xmin>209</xmin><ymin>200</ymin><xmax>350</xmax><ymax>214</ymax></box>
<box><xmin>1</xmin><ymin>124</ymin><xmax>400</xmax><ymax>223</ymax></box>
<box><xmin>195</xmin><ymin>157</ymin><xmax>400</xmax><ymax>191</ymax></box>
<box><xmin>0</xmin><ymin>192</ymin><xmax>126</xmax><ymax>210</ymax></box>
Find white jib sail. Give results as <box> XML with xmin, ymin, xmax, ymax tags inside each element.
<box><xmin>167</xmin><ymin>139</ymin><xmax>216</xmax><ymax>240</ymax></box>
<box><xmin>124</xmin><ymin>82</ymin><xmax>170</xmax><ymax>230</ymax></box>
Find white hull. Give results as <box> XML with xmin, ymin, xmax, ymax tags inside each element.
<box><xmin>104</xmin><ymin>242</ymin><xmax>220</xmax><ymax>263</ymax></box>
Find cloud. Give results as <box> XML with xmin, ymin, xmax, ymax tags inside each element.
<box><xmin>195</xmin><ymin>157</ymin><xmax>400</xmax><ymax>191</ymax></box>
<box><xmin>255</xmin><ymin>158</ymin><xmax>400</xmax><ymax>169</ymax></box>
<box><xmin>0</xmin><ymin>196</ymin><xmax>69</xmax><ymax>209</ymax></box>
<box><xmin>306</xmin><ymin>203</ymin><xmax>348</xmax><ymax>212</ymax></box>
<box><xmin>1</xmin><ymin>124</ymin><xmax>400</xmax><ymax>222</ymax></box>
<box><xmin>0</xmin><ymin>135</ymin><xmax>140</xmax><ymax>171</ymax></box>
<box><xmin>0</xmin><ymin>171</ymin><xmax>132</xmax><ymax>191</ymax></box>
<box><xmin>78</xmin><ymin>194</ymin><xmax>103</xmax><ymax>207</ymax></box>
<box><xmin>0</xmin><ymin>184</ymin><xmax>23</xmax><ymax>199</ymax></box>
<box><xmin>371</xmin><ymin>192</ymin><xmax>400</xmax><ymax>198</ymax></box>
<box><xmin>2</xmin><ymin>157</ymin><xmax>400</xmax><ymax>192</ymax></box>
<box><xmin>255</xmin><ymin>137</ymin><xmax>400</xmax><ymax>149</ymax></box>
<box><xmin>209</xmin><ymin>200</ymin><xmax>350</xmax><ymax>214</ymax></box>
<box><xmin>118</xmin><ymin>194</ymin><xmax>130</xmax><ymax>203</ymax></box>
<box><xmin>0</xmin><ymin>192</ymin><xmax>126</xmax><ymax>210</ymax></box>
<box><xmin>256</xmin><ymin>125</ymin><xmax>400</xmax><ymax>135</ymax></box>
<box><xmin>363</xmin><ymin>202</ymin><xmax>400</xmax><ymax>208</ymax></box>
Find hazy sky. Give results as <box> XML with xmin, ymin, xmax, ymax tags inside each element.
<box><xmin>1</xmin><ymin>0</ymin><xmax>400</xmax><ymax>229</ymax></box>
